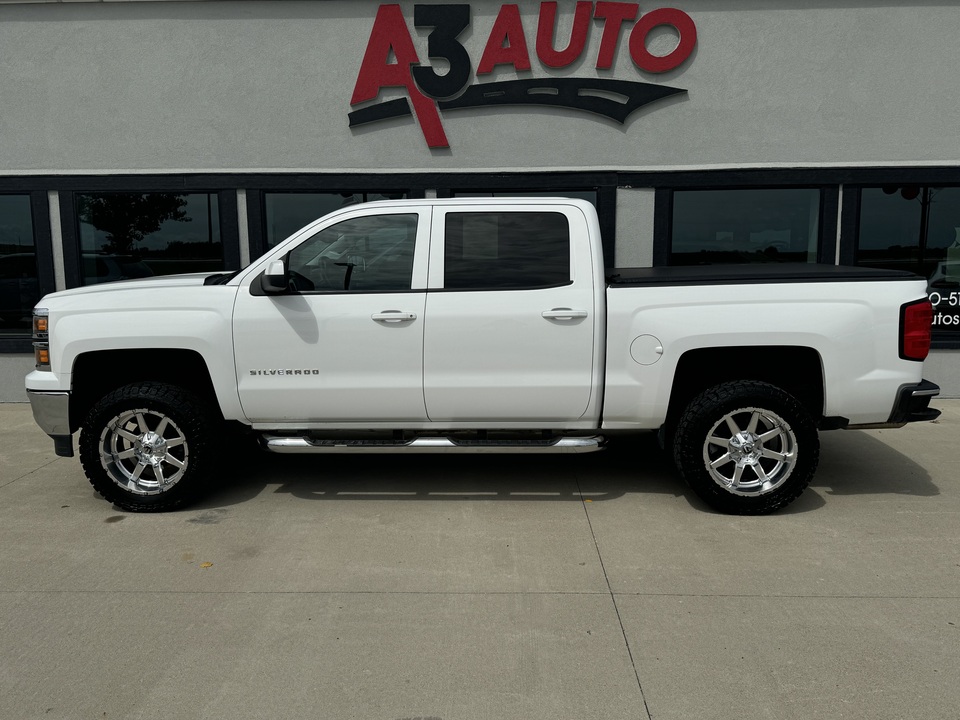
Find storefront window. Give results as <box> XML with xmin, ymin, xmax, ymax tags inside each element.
<box><xmin>0</xmin><ymin>195</ymin><xmax>39</xmax><ymax>334</ymax></box>
<box><xmin>671</xmin><ymin>189</ymin><xmax>820</xmax><ymax>265</ymax></box>
<box><xmin>77</xmin><ymin>193</ymin><xmax>222</xmax><ymax>285</ymax></box>
<box><xmin>265</xmin><ymin>192</ymin><xmax>406</xmax><ymax>248</ymax></box>
<box><xmin>858</xmin><ymin>186</ymin><xmax>960</xmax><ymax>333</ymax></box>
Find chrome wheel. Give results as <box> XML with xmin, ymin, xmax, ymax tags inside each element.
<box><xmin>702</xmin><ymin>406</ymin><xmax>797</xmax><ymax>496</ymax></box>
<box><xmin>99</xmin><ymin>407</ymin><xmax>189</xmax><ymax>495</ymax></box>
<box><xmin>674</xmin><ymin>381</ymin><xmax>818</xmax><ymax>514</ymax></box>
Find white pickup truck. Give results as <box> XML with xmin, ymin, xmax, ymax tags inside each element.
<box><xmin>26</xmin><ymin>198</ymin><xmax>940</xmax><ymax>514</ymax></box>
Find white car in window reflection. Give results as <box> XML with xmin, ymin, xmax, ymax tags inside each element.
<box><xmin>82</xmin><ymin>254</ymin><xmax>154</xmax><ymax>286</ymax></box>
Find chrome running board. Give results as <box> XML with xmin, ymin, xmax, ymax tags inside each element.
<box><xmin>262</xmin><ymin>435</ymin><xmax>605</xmax><ymax>454</ymax></box>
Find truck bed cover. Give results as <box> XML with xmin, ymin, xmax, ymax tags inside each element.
<box><xmin>606</xmin><ymin>263</ymin><xmax>920</xmax><ymax>287</ymax></box>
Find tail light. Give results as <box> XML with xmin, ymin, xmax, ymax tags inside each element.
<box><xmin>900</xmin><ymin>299</ymin><xmax>933</xmax><ymax>361</ymax></box>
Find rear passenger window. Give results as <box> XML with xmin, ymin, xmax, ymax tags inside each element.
<box><xmin>443</xmin><ymin>212</ymin><xmax>570</xmax><ymax>290</ymax></box>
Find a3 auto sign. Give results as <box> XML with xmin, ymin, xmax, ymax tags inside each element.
<box><xmin>349</xmin><ymin>2</ymin><xmax>698</xmax><ymax>148</ymax></box>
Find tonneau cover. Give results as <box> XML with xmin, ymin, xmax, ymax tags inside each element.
<box><xmin>606</xmin><ymin>263</ymin><xmax>920</xmax><ymax>287</ymax></box>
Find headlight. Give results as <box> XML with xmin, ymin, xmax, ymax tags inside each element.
<box><xmin>33</xmin><ymin>308</ymin><xmax>50</xmax><ymax>371</ymax></box>
<box><xmin>33</xmin><ymin>308</ymin><xmax>48</xmax><ymax>338</ymax></box>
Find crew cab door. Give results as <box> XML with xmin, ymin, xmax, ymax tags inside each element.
<box><xmin>233</xmin><ymin>207</ymin><xmax>430</xmax><ymax>423</ymax></box>
<box><xmin>422</xmin><ymin>204</ymin><xmax>599</xmax><ymax>422</ymax></box>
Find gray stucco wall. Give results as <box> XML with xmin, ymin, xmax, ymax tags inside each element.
<box><xmin>2</xmin><ymin>0</ymin><xmax>959</xmax><ymax>174</ymax></box>
<box><xmin>615</xmin><ymin>188</ymin><xmax>655</xmax><ymax>267</ymax></box>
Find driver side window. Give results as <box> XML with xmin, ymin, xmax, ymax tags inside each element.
<box><xmin>287</xmin><ymin>213</ymin><xmax>418</xmax><ymax>292</ymax></box>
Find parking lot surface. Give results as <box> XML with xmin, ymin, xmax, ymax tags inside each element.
<box><xmin>1</xmin><ymin>401</ymin><xmax>958</xmax><ymax>720</ymax></box>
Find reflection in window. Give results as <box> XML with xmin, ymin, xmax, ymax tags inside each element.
<box><xmin>77</xmin><ymin>193</ymin><xmax>222</xmax><ymax>285</ymax></box>
<box><xmin>858</xmin><ymin>186</ymin><xmax>960</xmax><ymax>334</ymax></box>
<box><xmin>671</xmin><ymin>189</ymin><xmax>820</xmax><ymax>265</ymax></box>
<box><xmin>0</xmin><ymin>195</ymin><xmax>39</xmax><ymax>334</ymax></box>
<box><xmin>858</xmin><ymin>186</ymin><xmax>960</xmax><ymax>282</ymax></box>
<box><xmin>287</xmin><ymin>214</ymin><xmax>418</xmax><ymax>292</ymax></box>
<box><xmin>443</xmin><ymin>212</ymin><xmax>570</xmax><ymax>290</ymax></box>
<box><xmin>265</xmin><ymin>192</ymin><xmax>407</xmax><ymax>248</ymax></box>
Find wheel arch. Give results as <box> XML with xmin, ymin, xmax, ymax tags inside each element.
<box><xmin>69</xmin><ymin>348</ymin><xmax>222</xmax><ymax>432</ymax></box>
<box><xmin>665</xmin><ymin>346</ymin><xmax>825</xmax><ymax>432</ymax></box>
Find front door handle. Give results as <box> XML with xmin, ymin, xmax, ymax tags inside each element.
<box><xmin>372</xmin><ymin>311</ymin><xmax>417</xmax><ymax>323</ymax></box>
<box><xmin>542</xmin><ymin>308</ymin><xmax>588</xmax><ymax>321</ymax></box>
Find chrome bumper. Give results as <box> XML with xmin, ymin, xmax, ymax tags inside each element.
<box><xmin>26</xmin><ymin>390</ymin><xmax>74</xmax><ymax>457</ymax></box>
<box><xmin>27</xmin><ymin>390</ymin><xmax>70</xmax><ymax>435</ymax></box>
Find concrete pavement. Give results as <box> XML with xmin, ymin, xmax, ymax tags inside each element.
<box><xmin>1</xmin><ymin>401</ymin><xmax>958</xmax><ymax>720</ymax></box>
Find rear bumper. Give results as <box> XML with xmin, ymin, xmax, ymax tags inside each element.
<box><xmin>26</xmin><ymin>390</ymin><xmax>74</xmax><ymax>457</ymax></box>
<box><xmin>840</xmin><ymin>379</ymin><xmax>941</xmax><ymax>430</ymax></box>
<box><xmin>887</xmin><ymin>379</ymin><xmax>941</xmax><ymax>424</ymax></box>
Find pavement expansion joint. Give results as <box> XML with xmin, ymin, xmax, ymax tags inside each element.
<box><xmin>577</xmin><ymin>475</ymin><xmax>654</xmax><ymax>720</ymax></box>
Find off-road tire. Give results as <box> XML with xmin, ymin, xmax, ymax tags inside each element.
<box><xmin>673</xmin><ymin>380</ymin><xmax>819</xmax><ymax>515</ymax></box>
<box><xmin>79</xmin><ymin>382</ymin><xmax>217</xmax><ymax>512</ymax></box>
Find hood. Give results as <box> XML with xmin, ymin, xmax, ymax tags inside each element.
<box><xmin>38</xmin><ymin>273</ymin><xmax>214</xmax><ymax>303</ymax></box>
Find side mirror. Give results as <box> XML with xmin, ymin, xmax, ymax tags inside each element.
<box><xmin>260</xmin><ymin>259</ymin><xmax>289</xmax><ymax>295</ymax></box>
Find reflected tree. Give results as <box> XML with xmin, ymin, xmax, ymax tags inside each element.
<box><xmin>77</xmin><ymin>194</ymin><xmax>191</xmax><ymax>254</ymax></box>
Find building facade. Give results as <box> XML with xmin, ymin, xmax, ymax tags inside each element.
<box><xmin>2</xmin><ymin>0</ymin><xmax>959</xmax><ymax>399</ymax></box>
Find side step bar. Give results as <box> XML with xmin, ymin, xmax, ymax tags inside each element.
<box><xmin>262</xmin><ymin>435</ymin><xmax>606</xmax><ymax>454</ymax></box>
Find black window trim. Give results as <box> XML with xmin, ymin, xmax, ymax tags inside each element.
<box><xmin>654</xmin><ymin>184</ymin><xmax>836</xmax><ymax>268</ymax></box>
<box><xmin>2</xmin><ymin>167</ymin><xmax>960</xmax><ymax>350</ymax></box>
<box><xmin>439</xmin><ymin>209</ymin><xmax>573</xmax><ymax>293</ymax></box>
<box><xmin>0</xmin><ymin>191</ymin><xmax>54</xmax><ymax>352</ymax></box>
<box><xmin>64</xmin><ymin>188</ymin><xmax>239</xmax><ymax>289</ymax></box>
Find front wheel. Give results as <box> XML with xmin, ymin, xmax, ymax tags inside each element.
<box><xmin>672</xmin><ymin>381</ymin><xmax>819</xmax><ymax>514</ymax></box>
<box><xmin>79</xmin><ymin>382</ymin><xmax>217</xmax><ymax>512</ymax></box>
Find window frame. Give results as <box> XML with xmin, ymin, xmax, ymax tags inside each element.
<box><xmin>0</xmin><ymin>191</ymin><xmax>55</xmax><ymax>351</ymax></box>
<box><xmin>435</xmin><ymin>210</ymin><xmax>574</xmax><ymax>292</ymax></box>
<box><xmin>65</xmin><ymin>189</ymin><xmax>237</xmax><ymax>288</ymax></box>
<box><xmin>654</xmin><ymin>185</ymin><xmax>837</xmax><ymax>267</ymax></box>
<box><xmin>2</xmin><ymin>167</ymin><xmax>959</xmax><ymax>351</ymax></box>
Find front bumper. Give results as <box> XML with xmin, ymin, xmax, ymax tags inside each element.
<box><xmin>26</xmin><ymin>390</ymin><xmax>74</xmax><ymax>457</ymax></box>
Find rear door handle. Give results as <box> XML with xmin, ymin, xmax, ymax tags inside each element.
<box><xmin>541</xmin><ymin>308</ymin><xmax>587</xmax><ymax>321</ymax></box>
<box><xmin>372</xmin><ymin>311</ymin><xmax>417</xmax><ymax>323</ymax></box>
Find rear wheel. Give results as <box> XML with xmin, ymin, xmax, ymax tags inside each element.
<box><xmin>673</xmin><ymin>381</ymin><xmax>819</xmax><ymax>514</ymax></box>
<box><xmin>79</xmin><ymin>382</ymin><xmax>216</xmax><ymax>512</ymax></box>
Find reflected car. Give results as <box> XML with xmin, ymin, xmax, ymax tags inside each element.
<box><xmin>82</xmin><ymin>254</ymin><xmax>154</xmax><ymax>285</ymax></box>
